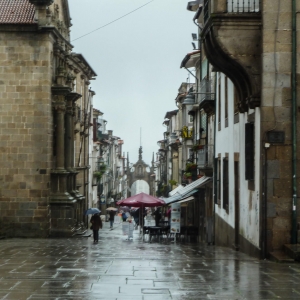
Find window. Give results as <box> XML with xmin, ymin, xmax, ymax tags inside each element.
<box><xmin>245</xmin><ymin>123</ymin><xmax>254</xmax><ymax>181</ymax></box>
<box><xmin>218</xmin><ymin>75</ymin><xmax>221</xmax><ymax>131</ymax></box>
<box><xmin>217</xmin><ymin>157</ymin><xmax>221</xmax><ymax>205</ymax></box>
<box><xmin>234</xmin><ymin>86</ymin><xmax>239</xmax><ymax>123</ymax></box>
<box><xmin>200</xmin><ymin>110</ymin><xmax>207</xmax><ymax>137</ymax></box>
<box><xmin>223</xmin><ymin>157</ymin><xmax>229</xmax><ymax>212</ymax></box>
<box><xmin>225</xmin><ymin>76</ymin><xmax>228</xmax><ymax>127</ymax></box>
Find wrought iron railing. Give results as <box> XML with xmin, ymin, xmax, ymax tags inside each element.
<box><xmin>204</xmin><ymin>0</ymin><xmax>261</xmax><ymax>24</ymax></box>
<box><xmin>227</xmin><ymin>0</ymin><xmax>261</xmax><ymax>13</ymax></box>
<box><xmin>197</xmin><ymin>145</ymin><xmax>214</xmax><ymax>168</ymax></box>
<box><xmin>199</xmin><ymin>79</ymin><xmax>215</xmax><ymax>103</ymax></box>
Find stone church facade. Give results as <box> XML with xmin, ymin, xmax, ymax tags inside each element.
<box><xmin>0</xmin><ymin>0</ymin><xmax>96</xmax><ymax>237</ymax></box>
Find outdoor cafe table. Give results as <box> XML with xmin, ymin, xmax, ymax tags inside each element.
<box><xmin>148</xmin><ymin>226</ymin><xmax>161</xmax><ymax>242</ymax></box>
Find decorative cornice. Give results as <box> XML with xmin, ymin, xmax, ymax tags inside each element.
<box><xmin>29</xmin><ymin>0</ymin><xmax>54</xmax><ymax>6</ymax></box>
<box><xmin>51</xmin><ymin>86</ymin><xmax>72</xmax><ymax>96</ymax></box>
<box><xmin>65</xmin><ymin>92</ymin><xmax>82</xmax><ymax>102</ymax></box>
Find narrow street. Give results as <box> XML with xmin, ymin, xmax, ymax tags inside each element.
<box><xmin>0</xmin><ymin>221</ymin><xmax>300</xmax><ymax>300</ymax></box>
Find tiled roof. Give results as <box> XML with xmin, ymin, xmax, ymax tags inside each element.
<box><xmin>0</xmin><ymin>0</ymin><xmax>35</xmax><ymax>24</ymax></box>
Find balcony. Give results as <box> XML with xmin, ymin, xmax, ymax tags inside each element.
<box><xmin>197</xmin><ymin>145</ymin><xmax>213</xmax><ymax>175</ymax></box>
<box><xmin>97</xmin><ymin>130</ymin><xmax>109</xmax><ymax>141</ymax></box>
<box><xmin>202</xmin><ymin>0</ymin><xmax>261</xmax><ymax>112</ymax></box>
<box><xmin>199</xmin><ymin>79</ymin><xmax>215</xmax><ymax>115</ymax></box>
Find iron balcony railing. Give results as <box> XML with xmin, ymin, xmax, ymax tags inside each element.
<box><xmin>227</xmin><ymin>0</ymin><xmax>261</xmax><ymax>13</ymax></box>
<box><xmin>199</xmin><ymin>79</ymin><xmax>215</xmax><ymax>103</ymax></box>
<box><xmin>197</xmin><ymin>145</ymin><xmax>214</xmax><ymax>169</ymax></box>
<box><xmin>168</xmin><ymin>132</ymin><xmax>178</xmax><ymax>145</ymax></box>
<box><xmin>204</xmin><ymin>0</ymin><xmax>261</xmax><ymax>23</ymax></box>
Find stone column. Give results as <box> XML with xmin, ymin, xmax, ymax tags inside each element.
<box><xmin>50</xmin><ymin>87</ymin><xmax>76</xmax><ymax>237</ymax></box>
<box><xmin>66</xmin><ymin>92</ymin><xmax>85</xmax><ymax>229</ymax></box>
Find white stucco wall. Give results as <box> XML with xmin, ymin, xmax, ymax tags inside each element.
<box><xmin>214</xmin><ymin>73</ymin><xmax>260</xmax><ymax>248</ymax></box>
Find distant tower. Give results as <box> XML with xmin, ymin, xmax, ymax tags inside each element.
<box><xmin>127</xmin><ymin>146</ymin><xmax>155</xmax><ymax>196</ymax></box>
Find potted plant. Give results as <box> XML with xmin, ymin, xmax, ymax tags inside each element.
<box><xmin>93</xmin><ymin>171</ymin><xmax>103</xmax><ymax>182</ymax></box>
<box><xmin>183</xmin><ymin>172</ymin><xmax>192</xmax><ymax>179</ymax></box>
<box><xmin>192</xmin><ymin>144</ymin><xmax>204</xmax><ymax>151</ymax></box>
<box><xmin>186</xmin><ymin>163</ymin><xmax>197</xmax><ymax>171</ymax></box>
<box><xmin>169</xmin><ymin>179</ymin><xmax>177</xmax><ymax>186</ymax></box>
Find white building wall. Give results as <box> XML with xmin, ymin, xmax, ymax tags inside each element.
<box><xmin>215</xmin><ymin>73</ymin><xmax>260</xmax><ymax>248</ymax></box>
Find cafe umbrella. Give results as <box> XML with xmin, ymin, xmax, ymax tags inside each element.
<box><xmin>116</xmin><ymin>193</ymin><xmax>165</xmax><ymax>239</ymax></box>
<box><xmin>116</xmin><ymin>193</ymin><xmax>165</xmax><ymax>207</ymax></box>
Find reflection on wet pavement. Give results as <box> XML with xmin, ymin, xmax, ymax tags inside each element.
<box><xmin>0</xmin><ymin>222</ymin><xmax>299</xmax><ymax>299</ymax></box>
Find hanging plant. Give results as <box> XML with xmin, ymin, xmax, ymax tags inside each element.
<box><xmin>99</xmin><ymin>164</ymin><xmax>107</xmax><ymax>171</ymax></box>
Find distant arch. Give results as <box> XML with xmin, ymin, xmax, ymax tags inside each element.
<box><xmin>131</xmin><ymin>180</ymin><xmax>149</xmax><ymax>196</ymax></box>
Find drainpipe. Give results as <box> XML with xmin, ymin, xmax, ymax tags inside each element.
<box><xmin>291</xmin><ymin>0</ymin><xmax>298</xmax><ymax>244</ymax></box>
<box><xmin>262</xmin><ymin>143</ymin><xmax>269</xmax><ymax>259</ymax></box>
<box><xmin>213</xmin><ymin>71</ymin><xmax>217</xmax><ymax>245</ymax></box>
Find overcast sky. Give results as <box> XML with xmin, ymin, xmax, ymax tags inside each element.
<box><xmin>69</xmin><ymin>0</ymin><xmax>196</xmax><ymax>165</ymax></box>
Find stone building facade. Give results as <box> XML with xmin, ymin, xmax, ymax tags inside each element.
<box><xmin>0</xmin><ymin>0</ymin><xmax>96</xmax><ymax>237</ymax></box>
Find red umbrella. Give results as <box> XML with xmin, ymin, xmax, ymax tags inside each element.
<box><xmin>117</xmin><ymin>193</ymin><xmax>165</xmax><ymax>239</ymax></box>
<box><xmin>116</xmin><ymin>193</ymin><xmax>165</xmax><ymax>207</ymax></box>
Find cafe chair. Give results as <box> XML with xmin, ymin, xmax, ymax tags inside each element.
<box><xmin>149</xmin><ymin>226</ymin><xmax>161</xmax><ymax>243</ymax></box>
<box><xmin>143</xmin><ymin>226</ymin><xmax>150</xmax><ymax>241</ymax></box>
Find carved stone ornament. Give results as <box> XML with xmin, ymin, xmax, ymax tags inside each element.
<box><xmin>53</xmin><ymin>102</ymin><xmax>66</xmax><ymax>113</ymax></box>
<box><xmin>29</xmin><ymin>0</ymin><xmax>54</xmax><ymax>6</ymax></box>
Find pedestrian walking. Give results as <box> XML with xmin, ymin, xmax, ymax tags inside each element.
<box><xmin>90</xmin><ymin>213</ymin><xmax>102</xmax><ymax>243</ymax></box>
<box><xmin>153</xmin><ymin>207</ymin><xmax>162</xmax><ymax>227</ymax></box>
<box><xmin>131</xmin><ymin>208</ymin><xmax>139</xmax><ymax>229</ymax></box>
<box><xmin>122</xmin><ymin>211</ymin><xmax>127</xmax><ymax>222</ymax></box>
<box><xmin>109</xmin><ymin>210</ymin><xmax>116</xmax><ymax>228</ymax></box>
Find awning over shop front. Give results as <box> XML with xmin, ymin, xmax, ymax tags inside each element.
<box><xmin>162</xmin><ymin>176</ymin><xmax>212</xmax><ymax>205</ymax></box>
<box><xmin>168</xmin><ymin>184</ymin><xmax>184</xmax><ymax>196</ymax></box>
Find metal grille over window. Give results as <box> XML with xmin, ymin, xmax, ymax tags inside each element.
<box><xmin>227</xmin><ymin>0</ymin><xmax>261</xmax><ymax>13</ymax></box>
<box><xmin>204</xmin><ymin>0</ymin><xmax>261</xmax><ymax>24</ymax></box>
<box><xmin>199</xmin><ymin>79</ymin><xmax>215</xmax><ymax>103</ymax></box>
<box><xmin>201</xmin><ymin>111</ymin><xmax>207</xmax><ymax>133</ymax></box>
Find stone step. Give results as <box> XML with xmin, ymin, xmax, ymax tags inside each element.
<box><xmin>283</xmin><ymin>244</ymin><xmax>300</xmax><ymax>261</ymax></box>
<box><xmin>269</xmin><ymin>251</ymin><xmax>295</xmax><ymax>263</ymax></box>
<box><xmin>72</xmin><ymin>229</ymin><xmax>88</xmax><ymax>236</ymax></box>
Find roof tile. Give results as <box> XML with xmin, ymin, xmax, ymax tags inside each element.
<box><xmin>0</xmin><ymin>0</ymin><xmax>35</xmax><ymax>24</ymax></box>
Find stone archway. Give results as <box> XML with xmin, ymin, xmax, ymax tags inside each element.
<box><xmin>131</xmin><ymin>180</ymin><xmax>150</xmax><ymax>196</ymax></box>
<box><xmin>127</xmin><ymin>147</ymin><xmax>155</xmax><ymax>196</ymax></box>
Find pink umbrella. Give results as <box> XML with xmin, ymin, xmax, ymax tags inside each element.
<box><xmin>117</xmin><ymin>193</ymin><xmax>165</xmax><ymax>207</ymax></box>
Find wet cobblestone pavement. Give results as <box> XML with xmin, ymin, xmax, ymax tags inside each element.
<box><xmin>0</xmin><ymin>222</ymin><xmax>300</xmax><ymax>300</ymax></box>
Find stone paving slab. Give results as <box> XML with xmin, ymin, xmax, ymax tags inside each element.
<box><xmin>0</xmin><ymin>222</ymin><xmax>300</xmax><ymax>299</ymax></box>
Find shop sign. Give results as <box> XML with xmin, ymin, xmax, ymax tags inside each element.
<box><xmin>170</xmin><ymin>203</ymin><xmax>181</xmax><ymax>234</ymax></box>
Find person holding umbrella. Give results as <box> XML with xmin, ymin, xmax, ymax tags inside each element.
<box><xmin>90</xmin><ymin>213</ymin><xmax>102</xmax><ymax>243</ymax></box>
<box><xmin>106</xmin><ymin>207</ymin><xmax>118</xmax><ymax>229</ymax></box>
